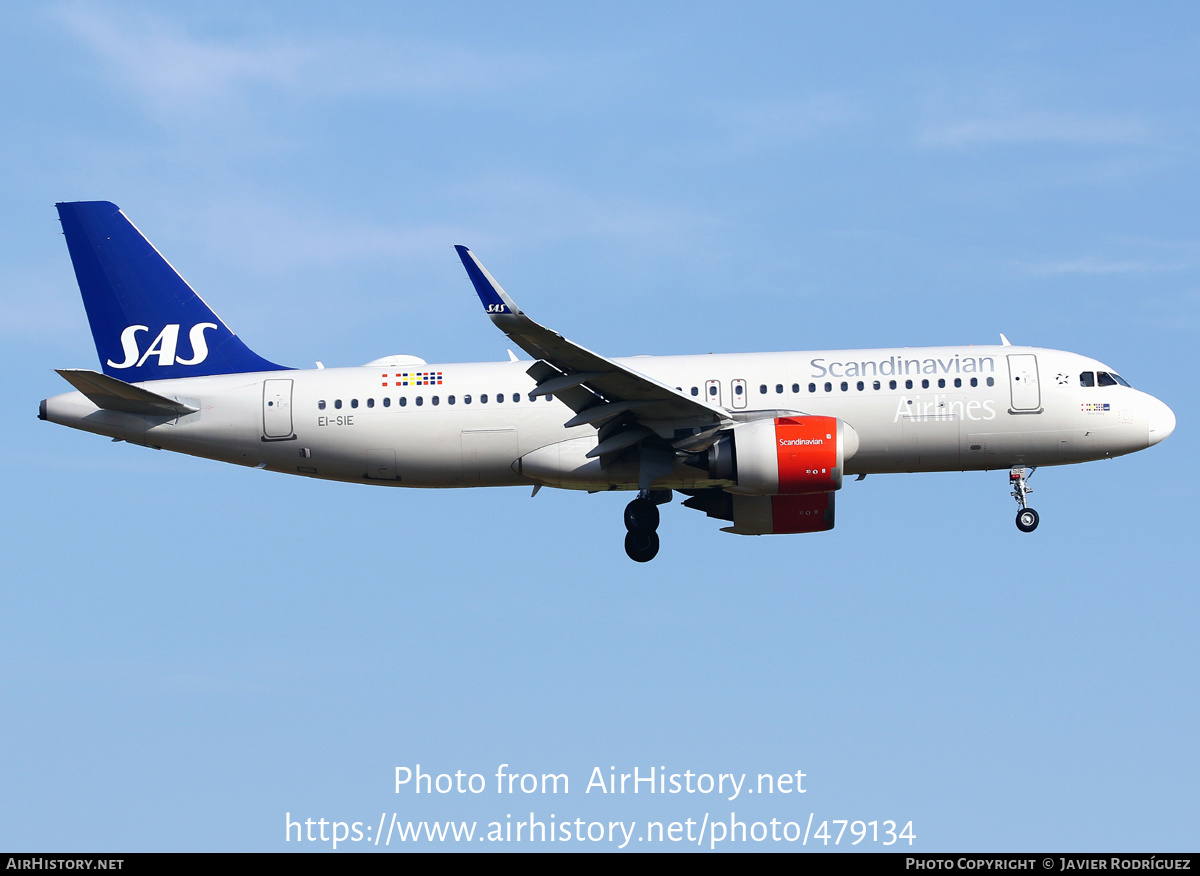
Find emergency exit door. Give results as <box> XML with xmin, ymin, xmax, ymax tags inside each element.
<box><xmin>1007</xmin><ymin>355</ymin><xmax>1042</xmax><ymax>413</ymax></box>
<box><xmin>262</xmin><ymin>379</ymin><xmax>295</xmax><ymax>439</ymax></box>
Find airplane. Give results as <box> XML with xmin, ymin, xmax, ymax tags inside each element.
<box><xmin>40</xmin><ymin>201</ymin><xmax>1176</xmax><ymax>562</ymax></box>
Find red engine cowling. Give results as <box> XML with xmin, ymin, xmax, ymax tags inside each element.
<box><xmin>682</xmin><ymin>485</ymin><xmax>837</xmax><ymax>535</ymax></box>
<box><xmin>724</xmin><ymin>492</ymin><xmax>835</xmax><ymax>535</ymax></box>
<box><xmin>708</xmin><ymin>416</ymin><xmax>859</xmax><ymax>495</ymax></box>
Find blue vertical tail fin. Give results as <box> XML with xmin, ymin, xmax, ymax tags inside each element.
<box><xmin>56</xmin><ymin>201</ymin><xmax>289</xmax><ymax>381</ymax></box>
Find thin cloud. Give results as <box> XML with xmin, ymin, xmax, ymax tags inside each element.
<box><xmin>1026</xmin><ymin>257</ymin><xmax>1188</xmax><ymax>276</ymax></box>
<box><xmin>711</xmin><ymin>94</ymin><xmax>858</xmax><ymax>157</ymax></box>
<box><xmin>153</xmin><ymin>179</ymin><xmax>711</xmax><ymax>278</ymax></box>
<box><xmin>56</xmin><ymin>6</ymin><xmax>303</xmax><ymax>101</ymax></box>
<box><xmin>919</xmin><ymin>112</ymin><xmax>1151</xmax><ymax>149</ymax></box>
<box><xmin>1137</xmin><ymin>289</ymin><xmax>1200</xmax><ymax>331</ymax></box>
<box><xmin>0</xmin><ymin>266</ymin><xmax>86</xmax><ymax>337</ymax></box>
<box><xmin>441</xmin><ymin>176</ymin><xmax>717</xmax><ymax>251</ymax></box>
<box><xmin>193</xmin><ymin>200</ymin><xmax>474</xmax><ymax>271</ymax></box>
<box><xmin>53</xmin><ymin>4</ymin><xmax>536</xmax><ymax>119</ymax></box>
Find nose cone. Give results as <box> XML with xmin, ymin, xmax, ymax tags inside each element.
<box><xmin>1148</xmin><ymin>397</ymin><xmax>1176</xmax><ymax>446</ymax></box>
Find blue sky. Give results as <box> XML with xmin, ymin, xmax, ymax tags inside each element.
<box><xmin>2</xmin><ymin>2</ymin><xmax>1197</xmax><ymax>851</ymax></box>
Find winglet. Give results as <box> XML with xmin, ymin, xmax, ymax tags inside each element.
<box><xmin>454</xmin><ymin>246</ymin><xmax>523</xmax><ymax>318</ymax></box>
<box><xmin>450</xmin><ymin>245</ymin><xmax>731</xmax><ymax>426</ymax></box>
<box><xmin>999</xmin><ymin>333</ymin><xmax>1012</xmax><ymax>346</ymax></box>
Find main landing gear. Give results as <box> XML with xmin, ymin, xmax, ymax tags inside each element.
<box><xmin>624</xmin><ymin>490</ymin><xmax>670</xmax><ymax>562</ymax></box>
<box><xmin>1010</xmin><ymin>466</ymin><xmax>1039</xmax><ymax>533</ymax></box>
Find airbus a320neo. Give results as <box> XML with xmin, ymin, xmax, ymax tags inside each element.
<box><xmin>41</xmin><ymin>202</ymin><xmax>1176</xmax><ymax>561</ymax></box>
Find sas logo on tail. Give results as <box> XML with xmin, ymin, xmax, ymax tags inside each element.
<box><xmin>108</xmin><ymin>323</ymin><xmax>219</xmax><ymax>369</ymax></box>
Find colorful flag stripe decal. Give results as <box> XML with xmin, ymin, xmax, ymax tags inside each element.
<box><xmin>381</xmin><ymin>371</ymin><xmax>444</xmax><ymax>387</ymax></box>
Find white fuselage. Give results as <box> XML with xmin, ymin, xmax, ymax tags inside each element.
<box><xmin>42</xmin><ymin>344</ymin><xmax>1172</xmax><ymax>491</ymax></box>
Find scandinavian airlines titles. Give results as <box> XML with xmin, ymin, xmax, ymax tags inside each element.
<box><xmin>894</xmin><ymin>395</ymin><xmax>997</xmax><ymax>423</ymax></box>
<box><xmin>809</xmin><ymin>354</ymin><xmax>996</xmax><ymax>379</ymax></box>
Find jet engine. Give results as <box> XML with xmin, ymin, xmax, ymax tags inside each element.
<box><xmin>695</xmin><ymin>415</ymin><xmax>859</xmax><ymax>495</ymax></box>
<box><xmin>682</xmin><ymin>489</ymin><xmax>836</xmax><ymax>535</ymax></box>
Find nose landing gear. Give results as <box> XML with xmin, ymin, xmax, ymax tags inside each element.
<box><xmin>1010</xmin><ymin>466</ymin><xmax>1039</xmax><ymax>532</ymax></box>
<box><xmin>623</xmin><ymin>490</ymin><xmax>670</xmax><ymax>562</ymax></box>
<box><xmin>1016</xmin><ymin>506</ymin><xmax>1039</xmax><ymax>533</ymax></box>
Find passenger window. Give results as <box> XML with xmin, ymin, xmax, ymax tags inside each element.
<box><xmin>759</xmin><ymin>384</ymin><xmax>767</xmax><ymax>394</ymax></box>
<box><xmin>334</xmin><ymin>399</ymin><xmax>342</xmax><ymax>410</ymax></box>
<box><xmin>416</xmin><ymin>397</ymin><xmax>423</xmax><ymax>406</ymax></box>
<box><xmin>1097</xmin><ymin>372</ymin><xmax>1117</xmax><ymax>387</ymax></box>
<box><xmin>953</xmin><ymin>378</ymin><xmax>961</xmax><ymax>388</ymax></box>
<box><xmin>691</xmin><ymin>387</ymin><xmax>699</xmax><ymax>396</ymax></box>
<box><xmin>856</xmin><ymin>381</ymin><xmax>864</xmax><ymax>391</ymax></box>
<box><xmin>775</xmin><ymin>384</ymin><xmax>783</xmax><ymax>394</ymax></box>
<box><xmin>709</xmin><ymin>386</ymin><xmax>717</xmax><ymax>396</ymax></box>
<box><xmin>921</xmin><ymin>379</ymin><xmax>929</xmax><ymax>389</ymax></box>
<box><xmin>545</xmin><ymin>395</ymin><xmax>553</xmax><ymax>401</ymax></box>
<box><xmin>970</xmin><ymin>377</ymin><xmax>978</xmax><ymax>388</ymax></box>
<box><xmin>937</xmin><ymin>378</ymin><xmax>945</xmax><ymax>389</ymax></box>
<box><xmin>383</xmin><ymin>397</ymin><xmax>391</xmax><ymax>407</ymax></box>
<box><xmin>399</xmin><ymin>397</ymin><xmax>407</xmax><ymax>407</ymax></box>
<box><xmin>905</xmin><ymin>380</ymin><xmax>913</xmax><ymax>389</ymax></box>
<box><xmin>986</xmin><ymin>377</ymin><xmax>994</xmax><ymax>387</ymax></box>
<box><xmin>481</xmin><ymin>394</ymin><xmax>488</xmax><ymax>403</ymax></box>
<box><xmin>513</xmin><ymin>393</ymin><xmax>520</xmax><ymax>402</ymax></box>
<box><xmin>351</xmin><ymin>399</ymin><xmax>359</xmax><ymax>409</ymax></box>
<box><xmin>792</xmin><ymin>383</ymin><xmax>800</xmax><ymax>393</ymax></box>
<box><xmin>318</xmin><ymin>400</ymin><xmax>326</xmax><ymax>410</ymax></box>
<box><xmin>840</xmin><ymin>381</ymin><xmax>848</xmax><ymax>391</ymax></box>
<box><xmin>824</xmin><ymin>382</ymin><xmax>832</xmax><ymax>392</ymax></box>
<box><xmin>367</xmin><ymin>398</ymin><xmax>375</xmax><ymax>408</ymax></box>
<box><xmin>432</xmin><ymin>396</ymin><xmax>440</xmax><ymax>405</ymax></box>
<box><xmin>735</xmin><ymin>384</ymin><xmax>744</xmax><ymax>396</ymax></box>
<box><xmin>496</xmin><ymin>393</ymin><xmax>504</xmax><ymax>403</ymax></box>
<box><xmin>1080</xmin><ymin>372</ymin><xmax>1095</xmax><ymax>387</ymax></box>
<box><xmin>873</xmin><ymin>380</ymin><xmax>881</xmax><ymax>390</ymax></box>
<box><xmin>808</xmin><ymin>383</ymin><xmax>816</xmax><ymax>393</ymax></box>
<box><xmin>464</xmin><ymin>395</ymin><xmax>472</xmax><ymax>404</ymax></box>
<box><xmin>889</xmin><ymin>380</ymin><xmax>897</xmax><ymax>390</ymax></box>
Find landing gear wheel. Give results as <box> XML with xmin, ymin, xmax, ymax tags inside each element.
<box><xmin>624</xmin><ymin>530</ymin><xmax>660</xmax><ymax>563</ymax></box>
<box><xmin>1015</xmin><ymin>508</ymin><xmax>1040</xmax><ymax>533</ymax></box>
<box><xmin>624</xmin><ymin>498</ymin><xmax>660</xmax><ymax>533</ymax></box>
<box><xmin>1009</xmin><ymin>466</ymin><xmax>1039</xmax><ymax>533</ymax></box>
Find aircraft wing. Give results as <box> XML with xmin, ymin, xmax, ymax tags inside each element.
<box><xmin>455</xmin><ymin>246</ymin><xmax>730</xmax><ymax>434</ymax></box>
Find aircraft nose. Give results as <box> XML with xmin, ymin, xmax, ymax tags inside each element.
<box><xmin>1147</xmin><ymin>397</ymin><xmax>1176</xmax><ymax>446</ymax></box>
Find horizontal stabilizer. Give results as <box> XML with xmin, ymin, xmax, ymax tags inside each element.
<box><xmin>56</xmin><ymin>369</ymin><xmax>198</xmax><ymax>417</ymax></box>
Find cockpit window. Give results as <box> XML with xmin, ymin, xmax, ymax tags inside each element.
<box><xmin>1112</xmin><ymin>373</ymin><xmax>1131</xmax><ymax>387</ymax></box>
<box><xmin>1079</xmin><ymin>372</ymin><xmax>1095</xmax><ymax>387</ymax></box>
<box><xmin>1097</xmin><ymin>371</ymin><xmax>1118</xmax><ymax>387</ymax></box>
